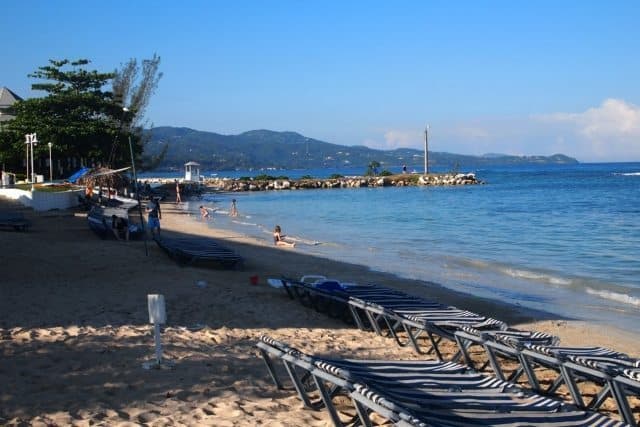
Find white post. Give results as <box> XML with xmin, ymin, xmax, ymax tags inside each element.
<box><xmin>144</xmin><ymin>294</ymin><xmax>170</xmax><ymax>369</ymax></box>
<box><xmin>25</xmin><ymin>139</ymin><xmax>29</xmax><ymax>183</ymax></box>
<box><xmin>48</xmin><ymin>142</ymin><xmax>53</xmax><ymax>181</ymax></box>
<box><xmin>30</xmin><ymin>134</ymin><xmax>35</xmax><ymax>186</ymax></box>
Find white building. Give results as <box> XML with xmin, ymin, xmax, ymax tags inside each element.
<box><xmin>184</xmin><ymin>161</ymin><xmax>201</xmax><ymax>182</ymax></box>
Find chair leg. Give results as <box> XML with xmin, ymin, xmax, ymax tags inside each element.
<box><xmin>312</xmin><ymin>375</ymin><xmax>346</xmax><ymax>427</ymax></box>
<box><xmin>259</xmin><ymin>348</ymin><xmax>287</xmax><ymax>390</ymax></box>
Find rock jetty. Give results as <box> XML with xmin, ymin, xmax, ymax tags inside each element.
<box><xmin>205</xmin><ymin>173</ymin><xmax>482</xmax><ymax>192</ymax></box>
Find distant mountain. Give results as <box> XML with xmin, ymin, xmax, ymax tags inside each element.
<box><xmin>144</xmin><ymin>127</ymin><xmax>579</xmax><ymax>171</ymax></box>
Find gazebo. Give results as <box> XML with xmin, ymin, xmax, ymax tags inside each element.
<box><xmin>184</xmin><ymin>161</ymin><xmax>201</xmax><ymax>182</ymax></box>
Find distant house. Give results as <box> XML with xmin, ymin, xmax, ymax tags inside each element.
<box><xmin>0</xmin><ymin>86</ymin><xmax>23</xmax><ymax>123</ymax></box>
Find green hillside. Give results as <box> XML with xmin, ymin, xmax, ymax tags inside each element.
<box><xmin>145</xmin><ymin>127</ymin><xmax>578</xmax><ymax>171</ymax></box>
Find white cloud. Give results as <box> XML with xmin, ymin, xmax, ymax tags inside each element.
<box><xmin>383</xmin><ymin>129</ymin><xmax>422</xmax><ymax>149</ymax></box>
<box><xmin>360</xmin><ymin>99</ymin><xmax>640</xmax><ymax>162</ymax></box>
<box><xmin>534</xmin><ymin>99</ymin><xmax>640</xmax><ymax>162</ymax></box>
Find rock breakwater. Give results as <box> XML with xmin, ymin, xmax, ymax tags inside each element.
<box><xmin>205</xmin><ymin>173</ymin><xmax>482</xmax><ymax>192</ymax></box>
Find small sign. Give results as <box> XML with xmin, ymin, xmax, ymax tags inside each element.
<box><xmin>147</xmin><ymin>294</ymin><xmax>166</xmax><ymax>324</ymax></box>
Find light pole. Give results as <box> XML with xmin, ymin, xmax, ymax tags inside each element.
<box><xmin>123</xmin><ymin>107</ymin><xmax>148</xmax><ymax>256</ymax></box>
<box><xmin>48</xmin><ymin>142</ymin><xmax>53</xmax><ymax>181</ymax></box>
<box><xmin>424</xmin><ymin>125</ymin><xmax>429</xmax><ymax>175</ymax></box>
<box><xmin>25</xmin><ymin>133</ymin><xmax>38</xmax><ymax>190</ymax></box>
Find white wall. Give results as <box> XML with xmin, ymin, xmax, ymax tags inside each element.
<box><xmin>0</xmin><ymin>188</ymin><xmax>84</xmax><ymax>211</ymax></box>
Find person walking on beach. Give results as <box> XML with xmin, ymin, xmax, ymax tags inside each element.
<box><xmin>230</xmin><ymin>199</ymin><xmax>238</xmax><ymax>217</ymax></box>
<box><xmin>273</xmin><ymin>225</ymin><xmax>295</xmax><ymax>247</ymax></box>
<box><xmin>146</xmin><ymin>197</ymin><xmax>162</xmax><ymax>238</ymax></box>
<box><xmin>175</xmin><ymin>180</ymin><xmax>182</xmax><ymax>204</ymax></box>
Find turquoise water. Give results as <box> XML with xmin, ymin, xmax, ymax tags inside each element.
<box><xmin>188</xmin><ymin>163</ymin><xmax>640</xmax><ymax>332</ymax></box>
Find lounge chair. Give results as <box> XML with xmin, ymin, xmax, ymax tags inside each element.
<box><xmin>347</xmin><ymin>293</ymin><xmax>506</xmax><ymax>361</ymax></box>
<box><xmin>0</xmin><ymin>211</ymin><xmax>31</xmax><ymax>231</ymax></box>
<box><xmin>350</xmin><ymin>383</ymin><xmax>630</xmax><ymax>426</ymax></box>
<box><xmin>518</xmin><ymin>343</ymin><xmax>640</xmax><ymax>422</ymax></box>
<box><xmin>454</xmin><ymin>325</ymin><xmax>560</xmax><ymax>382</ymax></box>
<box><xmin>280</xmin><ymin>277</ymin><xmax>507</xmax><ymax>361</ymax></box>
<box><xmin>611</xmin><ymin>368</ymin><xmax>640</xmax><ymax>425</ymax></box>
<box><xmin>256</xmin><ymin>336</ymin><xmax>630</xmax><ymax>427</ymax></box>
<box><xmin>154</xmin><ymin>235</ymin><xmax>243</xmax><ymax>269</ymax></box>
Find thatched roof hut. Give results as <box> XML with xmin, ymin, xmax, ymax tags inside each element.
<box><xmin>78</xmin><ymin>167</ymin><xmax>131</xmax><ymax>190</ymax></box>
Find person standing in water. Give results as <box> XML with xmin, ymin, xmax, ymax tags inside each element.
<box><xmin>273</xmin><ymin>225</ymin><xmax>295</xmax><ymax>247</ymax></box>
<box><xmin>230</xmin><ymin>199</ymin><xmax>238</xmax><ymax>217</ymax></box>
<box><xmin>175</xmin><ymin>180</ymin><xmax>182</xmax><ymax>204</ymax></box>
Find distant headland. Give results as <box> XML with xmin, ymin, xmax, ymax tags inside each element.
<box><xmin>145</xmin><ymin>127</ymin><xmax>578</xmax><ymax>172</ymax></box>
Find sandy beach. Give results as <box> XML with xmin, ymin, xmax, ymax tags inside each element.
<box><xmin>1</xmin><ymin>196</ymin><xmax>638</xmax><ymax>426</ymax></box>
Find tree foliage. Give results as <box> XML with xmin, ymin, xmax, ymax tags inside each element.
<box><xmin>0</xmin><ymin>57</ymin><xmax>162</xmax><ymax>178</ymax></box>
<box><xmin>365</xmin><ymin>160</ymin><xmax>381</xmax><ymax>176</ymax></box>
<box><xmin>111</xmin><ymin>54</ymin><xmax>164</xmax><ymax>171</ymax></box>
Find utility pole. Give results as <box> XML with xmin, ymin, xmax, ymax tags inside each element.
<box><xmin>424</xmin><ymin>125</ymin><xmax>429</xmax><ymax>175</ymax></box>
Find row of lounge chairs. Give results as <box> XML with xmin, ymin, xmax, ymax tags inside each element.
<box><xmin>258</xmin><ymin>335</ymin><xmax>630</xmax><ymax>426</ymax></box>
<box><xmin>262</xmin><ymin>276</ymin><xmax>639</xmax><ymax>425</ymax></box>
<box><xmin>153</xmin><ymin>235</ymin><xmax>243</xmax><ymax>270</ymax></box>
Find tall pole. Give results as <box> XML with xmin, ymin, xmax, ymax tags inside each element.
<box><xmin>424</xmin><ymin>125</ymin><xmax>429</xmax><ymax>175</ymax></box>
<box><xmin>48</xmin><ymin>142</ymin><xmax>53</xmax><ymax>181</ymax></box>
<box><xmin>129</xmin><ymin>134</ymin><xmax>148</xmax><ymax>256</ymax></box>
<box><xmin>25</xmin><ymin>141</ymin><xmax>29</xmax><ymax>183</ymax></box>
<box><xmin>30</xmin><ymin>133</ymin><xmax>37</xmax><ymax>187</ymax></box>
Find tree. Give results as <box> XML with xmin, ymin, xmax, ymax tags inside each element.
<box><xmin>365</xmin><ymin>160</ymin><xmax>381</xmax><ymax>176</ymax></box>
<box><xmin>0</xmin><ymin>56</ymin><xmax>163</xmax><ymax>179</ymax></box>
<box><xmin>111</xmin><ymin>54</ymin><xmax>165</xmax><ymax>171</ymax></box>
<box><xmin>1</xmin><ymin>59</ymin><xmax>126</xmax><ymax>177</ymax></box>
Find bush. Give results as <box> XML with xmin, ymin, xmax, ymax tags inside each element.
<box><xmin>329</xmin><ymin>174</ymin><xmax>344</xmax><ymax>179</ymax></box>
<box><xmin>380</xmin><ymin>170</ymin><xmax>393</xmax><ymax>176</ymax></box>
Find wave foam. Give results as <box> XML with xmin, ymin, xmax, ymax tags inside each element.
<box><xmin>614</xmin><ymin>172</ymin><xmax>640</xmax><ymax>176</ymax></box>
<box><xmin>586</xmin><ymin>288</ymin><xmax>640</xmax><ymax>307</ymax></box>
<box><xmin>503</xmin><ymin>268</ymin><xmax>572</xmax><ymax>285</ymax></box>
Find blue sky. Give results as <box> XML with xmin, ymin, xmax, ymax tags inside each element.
<box><xmin>3</xmin><ymin>1</ymin><xmax>640</xmax><ymax>162</ymax></box>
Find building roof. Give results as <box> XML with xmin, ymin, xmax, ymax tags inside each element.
<box><xmin>0</xmin><ymin>87</ymin><xmax>23</xmax><ymax>108</ymax></box>
<box><xmin>184</xmin><ymin>161</ymin><xmax>201</xmax><ymax>166</ymax></box>
<box><xmin>0</xmin><ymin>86</ymin><xmax>23</xmax><ymax>122</ymax></box>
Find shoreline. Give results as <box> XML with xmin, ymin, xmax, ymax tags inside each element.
<box><xmin>1</xmin><ymin>196</ymin><xmax>638</xmax><ymax>425</ymax></box>
<box><xmin>163</xmin><ymin>200</ymin><xmax>640</xmax><ymax>351</ymax></box>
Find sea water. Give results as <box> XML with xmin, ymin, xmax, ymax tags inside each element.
<box><xmin>181</xmin><ymin>163</ymin><xmax>640</xmax><ymax>333</ymax></box>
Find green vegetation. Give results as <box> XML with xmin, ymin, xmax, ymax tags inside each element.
<box><xmin>365</xmin><ymin>161</ymin><xmax>381</xmax><ymax>176</ymax></box>
<box><xmin>329</xmin><ymin>173</ymin><xmax>344</xmax><ymax>179</ymax></box>
<box><xmin>251</xmin><ymin>174</ymin><xmax>290</xmax><ymax>181</ymax></box>
<box><xmin>0</xmin><ymin>56</ymin><xmax>162</xmax><ymax>178</ymax></box>
<box><xmin>14</xmin><ymin>183</ymin><xmax>77</xmax><ymax>192</ymax></box>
